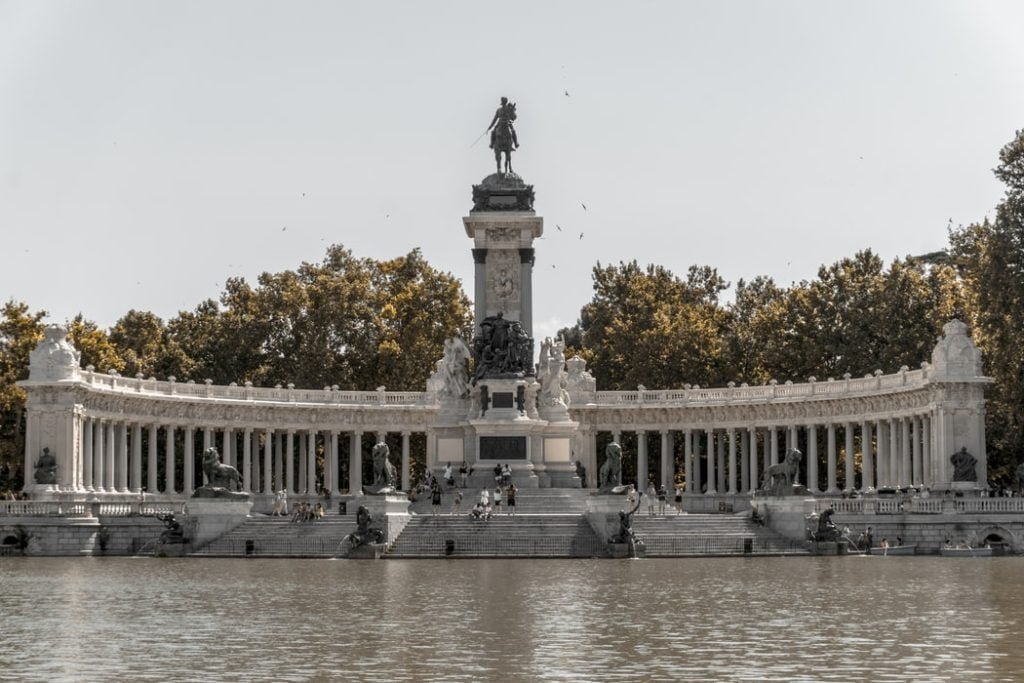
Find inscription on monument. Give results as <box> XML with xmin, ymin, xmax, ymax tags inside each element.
<box><xmin>480</xmin><ymin>436</ymin><xmax>527</xmax><ymax>460</ymax></box>
<box><xmin>492</xmin><ymin>392</ymin><xmax>514</xmax><ymax>409</ymax></box>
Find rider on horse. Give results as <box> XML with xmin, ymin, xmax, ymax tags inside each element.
<box><xmin>488</xmin><ymin>97</ymin><xmax>519</xmax><ymax>150</ymax></box>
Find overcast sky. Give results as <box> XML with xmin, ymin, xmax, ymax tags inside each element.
<box><xmin>3</xmin><ymin>1</ymin><xmax>1024</xmax><ymax>344</ymax></box>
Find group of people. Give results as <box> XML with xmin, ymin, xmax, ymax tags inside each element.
<box><xmin>289</xmin><ymin>501</ymin><xmax>326</xmax><ymax>523</ymax></box>
<box><xmin>621</xmin><ymin>483</ymin><xmax>686</xmax><ymax>516</ymax></box>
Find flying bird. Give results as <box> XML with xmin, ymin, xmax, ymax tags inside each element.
<box><xmin>581</xmin><ymin>202</ymin><xmax>587</xmax><ymax>210</ymax></box>
<box><xmin>579</xmin><ymin>232</ymin><xmax>584</xmax><ymax>240</ymax></box>
<box><xmin>556</xmin><ymin>224</ymin><xmax>562</xmax><ymax>232</ymax></box>
<box><xmin>564</xmin><ymin>90</ymin><xmax>571</xmax><ymax>97</ymax></box>
<box><xmin>282</xmin><ymin>226</ymin><xmax>287</xmax><ymax>231</ymax></box>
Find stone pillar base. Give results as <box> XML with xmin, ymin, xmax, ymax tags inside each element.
<box><xmin>184</xmin><ymin>498</ymin><xmax>253</xmax><ymax>547</ymax></box>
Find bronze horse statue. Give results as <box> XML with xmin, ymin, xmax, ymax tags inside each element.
<box><xmin>488</xmin><ymin>97</ymin><xmax>518</xmax><ymax>175</ymax></box>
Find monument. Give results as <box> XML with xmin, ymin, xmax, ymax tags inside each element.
<box><xmin>429</xmin><ymin>97</ymin><xmax>580</xmax><ymax>489</ymax></box>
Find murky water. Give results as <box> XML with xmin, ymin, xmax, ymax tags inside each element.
<box><xmin>2</xmin><ymin>556</ymin><xmax>1023</xmax><ymax>682</ymax></box>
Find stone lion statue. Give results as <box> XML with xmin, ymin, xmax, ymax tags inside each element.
<box><xmin>371</xmin><ymin>442</ymin><xmax>397</xmax><ymax>491</ymax></box>
<box><xmin>201</xmin><ymin>447</ymin><xmax>242</xmax><ymax>491</ymax></box>
<box><xmin>761</xmin><ymin>448</ymin><xmax>801</xmax><ymax>496</ymax></box>
<box><xmin>598</xmin><ymin>442</ymin><xmax>623</xmax><ymax>490</ymax></box>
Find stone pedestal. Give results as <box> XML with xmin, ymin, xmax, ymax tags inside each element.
<box><xmin>184</xmin><ymin>498</ymin><xmax>253</xmax><ymax>547</ymax></box>
<box><xmin>340</xmin><ymin>493</ymin><xmax>411</xmax><ymax>546</ymax></box>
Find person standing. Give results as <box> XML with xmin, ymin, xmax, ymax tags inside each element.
<box><xmin>646</xmin><ymin>482</ymin><xmax>657</xmax><ymax>515</ymax></box>
<box><xmin>657</xmin><ymin>484</ymin><xmax>667</xmax><ymax>516</ymax></box>
<box><xmin>459</xmin><ymin>461</ymin><xmax>468</xmax><ymax>488</ymax></box>
<box><xmin>493</xmin><ymin>486</ymin><xmax>503</xmax><ymax>513</ymax></box>
<box><xmin>479</xmin><ymin>488</ymin><xmax>490</xmax><ymax>507</ymax></box>
<box><xmin>506</xmin><ymin>483</ymin><xmax>517</xmax><ymax>516</ymax></box>
<box><xmin>451</xmin><ymin>489</ymin><xmax>463</xmax><ymax>516</ymax></box>
<box><xmin>431</xmin><ymin>485</ymin><xmax>442</xmax><ymax>516</ymax></box>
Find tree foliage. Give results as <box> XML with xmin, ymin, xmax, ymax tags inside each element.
<box><xmin>0</xmin><ymin>301</ymin><xmax>46</xmax><ymax>492</ymax></box>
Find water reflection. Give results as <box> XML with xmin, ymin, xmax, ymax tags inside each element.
<box><xmin>1</xmin><ymin>556</ymin><xmax>1022</xmax><ymax>681</ymax></box>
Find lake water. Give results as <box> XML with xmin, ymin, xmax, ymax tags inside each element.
<box><xmin>2</xmin><ymin>556</ymin><xmax>1023</xmax><ymax>682</ymax></box>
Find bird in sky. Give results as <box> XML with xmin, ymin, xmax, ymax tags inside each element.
<box><xmin>556</xmin><ymin>224</ymin><xmax>562</xmax><ymax>232</ymax></box>
<box><xmin>581</xmin><ymin>202</ymin><xmax>587</xmax><ymax>210</ymax></box>
<box><xmin>564</xmin><ymin>90</ymin><xmax>570</xmax><ymax>97</ymax></box>
<box><xmin>579</xmin><ymin>233</ymin><xmax>584</xmax><ymax>240</ymax></box>
<box><xmin>282</xmin><ymin>226</ymin><xmax>287</xmax><ymax>231</ymax></box>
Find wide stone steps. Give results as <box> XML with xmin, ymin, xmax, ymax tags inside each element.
<box><xmin>191</xmin><ymin>515</ymin><xmax>357</xmax><ymax>558</ymax></box>
<box><xmin>408</xmin><ymin>488</ymin><xmax>592</xmax><ymax>516</ymax></box>
<box><xmin>630</xmin><ymin>515</ymin><xmax>808</xmax><ymax>556</ymax></box>
<box><xmin>386</xmin><ymin>513</ymin><xmax>608</xmax><ymax>559</ymax></box>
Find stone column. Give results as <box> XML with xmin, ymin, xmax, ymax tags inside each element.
<box><xmin>83</xmin><ymin>418</ymin><xmax>94</xmax><ymax>491</ymax></box>
<box><xmin>203</xmin><ymin>427</ymin><xmax>212</xmax><ymax>453</ymax></box>
<box><xmin>660</xmin><ymin>430</ymin><xmax>672</xmax><ymax>489</ymax></box>
<box><xmin>243</xmin><ymin>428</ymin><xmax>252</xmax><ymax>492</ymax></box>
<box><xmin>844</xmin><ymin>422</ymin><xmax>855</xmax><ymax>493</ymax></box>
<box><xmin>861</xmin><ymin>421</ymin><xmax>874</xmax><ymax>493</ymax></box>
<box><xmin>922</xmin><ymin>416</ymin><xmax>932</xmax><ymax>488</ymax></box>
<box><xmin>705</xmin><ymin>429</ymin><xmax>716</xmax><ymax>495</ymax></box>
<box><xmin>93</xmin><ymin>420</ymin><xmax>105</xmax><ymax>492</ymax></box>
<box><xmin>472</xmin><ymin>248</ymin><xmax>488</xmax><ymax>328</ymax></box>
<box><xmin>747</xmin><ymin>428</ymin><xmax>758</xmax><ymax>492</ymax></box>
<box><xmin>683</xmin><ymin>430</ymin><xmax>693</xmax><ymax>495</ymax></box>
<box><xmin>912</xmin><ymin>417</ymin><xmax>923</xmax><ymax>488</ymax></box>
<box><xmin>165</xmin><ymin>425</ymin><xmax>176</xmax><ymax>494</ymax></box>
<box><xmin>769</xmin><ymin>427</ymin><xmax>779</xmax><ymax>467</ymax></box>
<box><xmin>275</xmin><ymin>431</ymin><xmax>284</xmax><ymax>492</ymax></box>
<box><xmin>807</xmin><ymin>425</ymin><xmax>818</xmax><ymax>492</ymax></box>
<box><xmin>104</xmin><ymin>420</ymin><xmax>116</xmax><ymax>492</ymax></box>
<box><xmin>286</xmin><ymin>430</ymin><xmax>295</xmax><ymax>494</ymax></box>
<box><xmin>875</xmin><ymin>420</ymin><xmax>888</xmax><ymax>488</ymax></box>
<box><xmin>307</xmin><ymin>429</ymin><xmax>317</xmax><ymax>494</ymax></box>
<box><xmin>128</xmin><ymin>423</ymin><xmax>141</xmax><ymax>493</ymax></box>
<box><xmin>636</xmin><ymin>430</ymin><xmax>648</xmax><ymax>488</ymax></box>
<box><xmin>144</xmin><ymin>424</ymin><xmax>157</xmax><ymax>495</ymax></box>
<box><xmin>826</xmin><ymin>423</ymin><xmax>838</xmax><ymax>494</ymax></box>
<box><xmin>350</xmin><ymin>431</ymin><xmax>363</xmax><ymax>494</ymax></box>
<box><xmin>298</xmin><ymin>432</ymin><xmax>307</xmax><ymax>493</ymax></box>
<box><xmin>184</xmin><ymin>426</ymin><xmax>195</xmax><ymax>495</ymax></box>
<box><xmin>250</xmin><ymin>430</ymin><xmax>260</xmax><ymax>492</ymax></box>
<box><xmin>588</xmin><ymin>428</ymin><xmax>599</xmax><ymax>489</ymax></box>
<box><xmin>889</xmin><ymin>418</ymin><xmax>900</xmax><ymax>487</ymax></box>
<box><xmin>901</xmin><ymin>417</ymin><xmax>911</xmax><ymax>488</ymax></box>
<box><xmin>740</xmin><ymin>429</ymin><xmax>749</xmax><ymax>492</ymax></box>
<box><xmin>727</xmin><ymin>429</ymin><xmax>737</xmax><ymax>494</ymax></box>
<box><xmin>115</xmin><ymin>422</ymin><xmax>128</xmax><ymax>492</ymax></box>
<box><xmin>401</xmin><ymin>431</ymin><xmax>411</xmax><ymax>492</ymax></box>
<box><xmin>717</xmin><ymin>431</ymin><xmax>726</xmax><ymax>493</ymax></box>
<box><xmin>264</xmin><ymin>429</ymin><xmax>273</xmax><ymax>494</ymax></box>
<box><xmin>788</xmin><ymin>425</ymin><xmax>798</xmax><ymax>457</ymax></box>
<box><xmin>519</xmin><ymin>248</ymin><xmax>535</xmax><ymax>336</ymax></box>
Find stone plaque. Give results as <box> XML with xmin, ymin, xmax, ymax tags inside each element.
<box><xmin>480</xmin><ymin>436</ymin><xmax>527</xmax><ymax>460</ymax></box>
<box><xmin>492</xmin><ymin>392</ymin><xmax>514</xmax><ymax>409</ymax></box>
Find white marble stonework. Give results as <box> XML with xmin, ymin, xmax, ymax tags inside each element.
<box><xmin>18</xmin><ymin>320</ymin><xmax>991</xmax><ymax>501</ymax></box>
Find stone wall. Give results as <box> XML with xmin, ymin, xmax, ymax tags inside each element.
<box><xmin>0</xmin><ymin>516</ymin><xmax>166</xmax><ymax>556</ymax></box>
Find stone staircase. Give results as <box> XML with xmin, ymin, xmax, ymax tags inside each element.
<box><xmin>386</xmin><ymin>513</ymin><xmax>609</xmax><ymax>558</ymax></box>
<box><xmin>190</xmin><ymin>515</ymin><xmax>357</xmax><ymax>558</ymax></box>
<box><xmin>408</xmin><ymin>487</ymin><xmax>591</xmax><ymax>516</ymax></box>
<box><xmin>629</xmin><ymin>513</ymin><xmax>808</xmax><ymax>556</ymax></box>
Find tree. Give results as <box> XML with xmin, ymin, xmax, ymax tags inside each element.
<box><xmin>67</xmin><ymin>314</ymin><xmax>125</xmax><ymax>374</ymax></box>
<box><xmin>109</xmin><ymin>310</ymin><xmax>192</xmax><ymax>379</ymax></box>
<box><xmin>0</xmin><ymin>301</ymin><xmax>46</xmax><ymax>492</ymax></box>
<box><xmin>949</xmin><ymin>129</ymin><xmax>1024</xmax><ymax>483</ymax></box>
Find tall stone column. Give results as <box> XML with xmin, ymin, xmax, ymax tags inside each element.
<box><xmin>203</xmin><ymin>427</ymin><xmax>212</xmax><ymax>453</ymax></box>
<box><xmin>788</xmin><ymin>425</ymin><xmax>798</xmax><ymax>456</ymax></box>
<box><xmin>147</xmin><ymin>424</ymin><xmax>158</xmax><ymax>494</ymax></box>
<box><xmin>636</xmin><ymin>430</ymin><xmax>648</xmax><ymax>488</ymax></box>
<box><xmin>844</xmin><ymin>422</ymin><xmax>855</xmax><ymax>492</ymax></box>
<box><xmin>104</xmin><ymin>421</ymin><xmax>116</xmax><ymax>492</ymax></box>
<box><xmin>519</xmin><ymin>248</ymin><xmax>535</xmax><ymax>336</ymax></box>
<box><xmin>905</xmin><ymin>417</ymin><xmax>913</xmax><ymax>485</ymax></box>
<box><xmin>130</xmin><ymin>423</ymin><xmax>142</xmax><ymax>493</ymax></box>
<box><xmin>716</xmin><ymin>432</ymin><xmax>726</xmax><ymax>493</ymax></box>
<box><xmin>165</xmin><ymin>425</ymin><xmax>176</xmax><ymax>494</ymax></box>
<box><xmin>705</xmin><ymin>429</ymin><xmax>716</xmax><ymax>495</ymax></box>
<box><xmin>912</xmin><ymin>417</ymin><xmax>923</xmax><ymax>487</ymax></box>
<box><xmin>307</xmin><ymin>429</ymin><xmax>317</xmax><ymax>494</ymax></box>
<box><xmin>243</xmin><ymin>428</ymin><xmax>252</xmax><ymax>492</ymax></box>
<box><xmin>588</xmin><ymin>428</ymin><xmax>598</xmax><ymax>489</ymax></box>
<box><xmin>875</xmin><ymin>420</ymin><xmax>888</xmax><ymax>488</ymax></box>
<box><xmin>224</xmin><ymin>428</ymin><xmax>234</xmax><ymax>468</ymax></box>
<box><xmin>889</xmin><ymin>418</ymin><xmax>900</xmax><ymax>487</ymax></box>
<box><xmin>83</xmin><ymin>418</ymin><xmax>94</xmax><ymax>491</ymax></box>
<box><xmin>472</xmin><ymin>248</ymin><xmax>488</xmax><ymax>328</ymax></box>
<box><xmin>264</xmin><ymin>429</ymin><xmax>273</xmax><ymax>494</ymax></box>
<box><xmin>747</xmin><ymin>428</ymin><xmax>757</xmax><ymax>492</ymax></box>
<box><xmin>350</xmin><ymin>431</ymin><xmax>363</xmax><ymax>494</ymax></box>
<box><xmin>298</xmin><ymin>432</ymin><xmax>307</xmax><ymax>493</ymax></box>
<box><xmin>739</xmin><ymin>429</ymin><xmax>749</xmax><ymax>492</ymax></box>
<box><xmin>826</xmin><ymin>423</ymin><xmax>838</xmax><ymax>494</ymax></box>
<box><xmin>660</xmin><ymin>431</ymin><xmax>672</xmax><ymax>489</ymax></box>
<box><xmin>769</xmin><ymin>427</ymin><xmax>779</xmax><ymax>466</ymax></box>
<box><xmin>401</xmin><ymin>431</ymin><xmax>411</xmax><ymax>492</ymax></box>
<box><xmin>807</xmin><ymin>425</ymin><xmax>818</xmax><ymax>492</ymax></box>
<box><xmin>116</xmin><ymin>422</ymin><xmax>129</xmax><ymax>492</ymax></box>
<box><xmin>250</xmin><ymin>430</ymin><xmax>260</xmax><ymax>492</ymax></box>
<box><xmin>184</xmin><ymin>426</ymin><xmax>195</xmax><ymax>495</ymax></box>
<box><xmin>861</xmin><ymin>421</ymin><xmax>874</xmax><ymax>492</ymax></box>
<box><xmin>275</xmin><ymin>431</ymin><xmax>284</xmax><ymax>492</ymax></box>
<box><xmin>93</xmin><ymin>420</ymin><xmax>105</xmax><ymax>493</ymax></box>
<box><xmin>286</xmin><ymin>431</ymin><xmax>296</xmax><ymax>494</ymax></box>
<box><xmin>922</xmin><ymin>416</ymin><xmax>932</xmax><ymax>488</ymax></box>
<box><xmin>727</xmin><ymin>429</ymin><xmax>737</xmax><ymax>494</ymax></box>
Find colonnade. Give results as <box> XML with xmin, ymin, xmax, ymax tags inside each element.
<box><xmin>578</xmin><ymin>411</ymin><xmax>940</xmax><ymax>494</ymax></box>
<box><xmin>72</xmin><ymin>417</ymin><xmax>422</xmax><ymax>497</ymax></box>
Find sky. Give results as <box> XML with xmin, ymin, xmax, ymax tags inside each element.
<box><xmin>3</xmin><ymin>1</ymin><xmax>1024</xmax><ymax>345</ymax></box>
